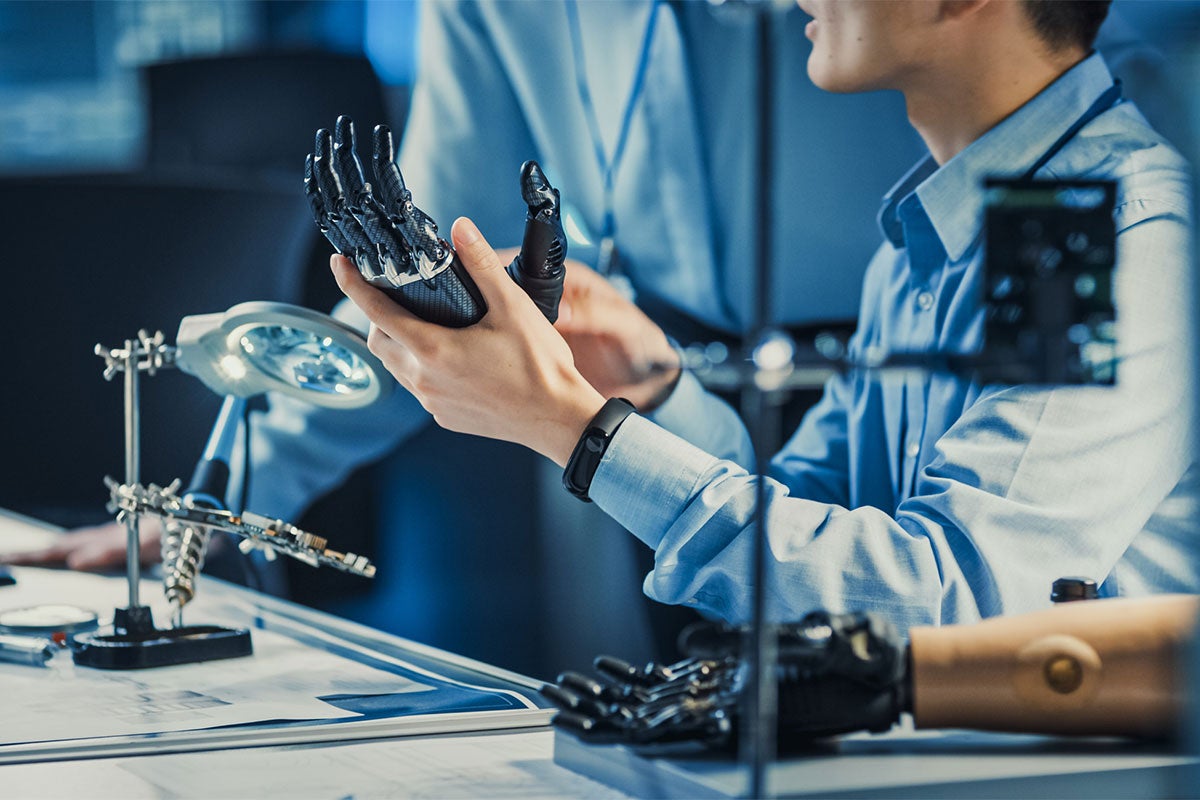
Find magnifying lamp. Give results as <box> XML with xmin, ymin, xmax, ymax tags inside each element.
<box><xmin>74</xmin><ymin>302</ymin><xmax>390</xmax><ymax>669</ymax></box>
<box><xmin>175</xmin><ymin>301</ymin><xmax>388</xmax><ymax>408</ymax></box>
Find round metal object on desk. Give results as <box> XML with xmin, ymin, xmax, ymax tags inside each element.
<box><xmin>0</xmin><ymin>604</ymin><xmax>100</xmax><ymax>636</ymax></box>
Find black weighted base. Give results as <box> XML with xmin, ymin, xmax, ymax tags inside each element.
<box><xmin>71</xmin><ymin>606</ymin><xmax>252</xmax><ymax>669</ymax></box>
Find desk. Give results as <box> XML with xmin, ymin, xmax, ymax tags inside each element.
<box><xmin>2</xmin><ymin>511</ymin><xmax>1196</xmax><ymax>799</ymax></box>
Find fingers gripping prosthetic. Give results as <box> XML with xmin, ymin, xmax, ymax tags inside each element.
<box><xmin>306</xmin><ymin>116</ymin><xmax>567</xmax><ymax>327</ymax></box>
<box><xmin>542</xmin><ymin>611</ymin><xmax>910</xmax><ymax>752</ymax></box>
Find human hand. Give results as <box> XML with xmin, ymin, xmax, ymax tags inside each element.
<box><xmin>0</xmin><ymin>517</ymin><xmax>163</xmax><ymax>572</ymax></box>
<box><xmin>556</xmin><ymin>262</ymin><xmax>681</xmax><ymax>411</ymax></box>
<box><xmin>331</xmin><ymin>217</ymin><xmax>606</xmax><ymax>467</ymax></box>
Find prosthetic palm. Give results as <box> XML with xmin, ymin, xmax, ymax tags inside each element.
<box><xmin>306</xmin><ymin>116</ymin><xmax>566</xmax><ymax>326</ymax></box>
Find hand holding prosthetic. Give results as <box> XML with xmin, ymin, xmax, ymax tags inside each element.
<box><xmin>306</xmin><ymin>116</ymin><xmax>566</xmax><ymax>326</ymax></box>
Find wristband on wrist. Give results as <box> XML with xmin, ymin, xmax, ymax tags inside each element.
<box><xmin>563</xmin><ymin>397</ymin><xmax>637</xmax><ymax>502</ymax></box>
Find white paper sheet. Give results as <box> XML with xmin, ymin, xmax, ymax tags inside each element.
<box><xmin>0</xmin><ymin>621</ymin><xmax>431</xmax><ymax>745</ymax></box>
<box><xmin>116</xmin><ymin>730</ymin><xmax>629</xmax><ymax>799</ymax></box>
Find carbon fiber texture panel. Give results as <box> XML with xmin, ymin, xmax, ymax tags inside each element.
<box><xmin>384</xmin><ymin>258</ymin><xmax>486</xmax><ymax>327</ymax></box>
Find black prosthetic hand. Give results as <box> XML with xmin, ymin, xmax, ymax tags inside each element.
<box><xmin>305</xmin><ymin>116</ymin><xmax>566</xmax><ymax>327</ymax></box>
<box><xmin>542</xmin><ymin>611</ymin><xmax>910</xmax><ymax>753</ymax></box>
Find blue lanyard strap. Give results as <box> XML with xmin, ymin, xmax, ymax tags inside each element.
<box><xmin>1022</xmin><ymin>81</ymin><xmax>1122</xmax><ymax>179</ymax></box>
<box><xmin>565</xmin><ymin>0</ymin><xmax>661</xmax><ymax>239</ymax></box>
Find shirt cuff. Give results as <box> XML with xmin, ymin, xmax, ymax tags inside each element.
<box><xmin>645</xmin><ymin>370</ymin><xmax>754</xmax><ymax>467</ymax></box>
<box><xmin>589</xmin><ymin>413</ymin><xmax>723</xmax><ymax>550</ymax></box>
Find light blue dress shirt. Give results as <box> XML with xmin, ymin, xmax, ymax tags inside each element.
<box><xmin>591</xmin><ymin>53</ymin><xmax>1198</xmax><ymax>631</ymax></box>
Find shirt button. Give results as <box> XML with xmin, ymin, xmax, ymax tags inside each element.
<box><xmin>916</xmin><ymin>291</ymin><xmax>935</xmax><ymax>311</ymax></box>
<box><xmin>906</xmin><ymin>440</ymin><xmax>920</xmax><ymax>459</ymax></box>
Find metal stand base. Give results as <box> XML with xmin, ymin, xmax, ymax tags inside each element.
<box><xmin>71</xmin><ymin>605</ymin><xmax>252</xmax><ymax>669</ymax></box>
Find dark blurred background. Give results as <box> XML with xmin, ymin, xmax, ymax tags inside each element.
<box><xmin>0</xmin><ymin>0</ymin><xmax>1196</xmax><ymax>682</ymax></box>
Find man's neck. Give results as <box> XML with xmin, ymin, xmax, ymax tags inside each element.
<box><xmin>903</xmin><ymin>44</ymin><xmax>1088</xmax><ymax>166</ymax></box>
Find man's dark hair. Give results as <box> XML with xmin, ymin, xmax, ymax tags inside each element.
<box><xmin>1021</xmin><ymin>1</ymin><xmax>1112</xmax><ymax>51</ymax></box>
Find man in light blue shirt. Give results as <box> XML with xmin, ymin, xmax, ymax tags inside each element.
<box><xmin>332</xmin><ymin>0</ymin><xmax>1197</xmax><ymax>632</ymax></box>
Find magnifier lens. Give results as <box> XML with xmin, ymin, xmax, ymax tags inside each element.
<box><xmin>238</xmin><ymin>325</ymin><xmax>373</xmax><ymax>397</ymax></box>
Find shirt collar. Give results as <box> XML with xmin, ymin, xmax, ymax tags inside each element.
<box><xmin>877</xmin><ymin>53</ymin><xmax>1117</xmax><ymax>263</ymax></box>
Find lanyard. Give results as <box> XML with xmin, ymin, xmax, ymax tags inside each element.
<box><xmin>564</xmin><ymin>0</ymin><xmax>661</xmax><ymax>277</ymax></box>
<box><xmin>1022</xmin><ymin>81</ymin><xmax>1122</xmax><ymax>179</ymax></box>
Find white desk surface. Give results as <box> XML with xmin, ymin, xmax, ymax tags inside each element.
<box><xmin>1</xmin><ymin>729</ymin><xmax>627</xmax><ymax>799</ymax></box>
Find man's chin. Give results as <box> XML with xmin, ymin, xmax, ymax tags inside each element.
<box><xmin>807</xmin><ymin>67</ymin><xmax>855</xmax><ymax>94</ymax></box>
<box><xmin>806</xmin><ymin>63</ymin><xmax>883</xmax><ymax>95</ymax></box>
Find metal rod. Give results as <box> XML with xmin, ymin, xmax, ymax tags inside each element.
<box><xmin>740</xmin><ymin>7</ymin><xmax>778</xmax><ymax>799</ymax></box>
<box><xmin>201</xmin><ymin>395</ymin><xmax>247</xmax><ymax>466</ymax></box>
<box><xmin>123</xmin><ymin>340</ymin><xmax>142</xmax><ymax>608</ymax></box>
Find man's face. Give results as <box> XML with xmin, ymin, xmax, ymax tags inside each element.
<box><xmin>796</xmin><ymin>0</ymin><xmax>941</xmax><ymax>94</ymax></box>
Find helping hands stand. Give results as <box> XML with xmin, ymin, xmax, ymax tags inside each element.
<box><xmin>73</xmin><ymin>331</ymin><xmax>253</xmax><ymax>669</ymax></box>
<box><xmin>74</xmin><ymin>326</ymin><xmax>379</xmax><ymax>669</ymax></box>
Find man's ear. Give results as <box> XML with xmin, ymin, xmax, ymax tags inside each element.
<box><xmin>936</xmin><ymin>0</ymin><xmax>993</xmax><ymax>22</ymax></box>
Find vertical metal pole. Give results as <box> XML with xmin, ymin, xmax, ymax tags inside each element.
<box><xmin>740</xmin><ymin>7</ymin><xmax>778</xmax><ymax>799</ymax></box>
<box><xmin>123</xmin><ymin>340</ymin><xmax>142</xmax><ymax>609</ymax></box>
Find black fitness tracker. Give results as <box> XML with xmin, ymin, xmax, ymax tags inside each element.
<box><xmin>563</xmin><ymin>397</ymin><xmax>637</xmax><ymax>502</ymax></box>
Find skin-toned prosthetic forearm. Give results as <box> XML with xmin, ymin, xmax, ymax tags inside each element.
<box><xmin>909</xmin><ymin>595</ymin><xmax>1199</xmax><ymax>738</ymax></box>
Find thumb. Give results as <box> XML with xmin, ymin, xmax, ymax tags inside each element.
<box><xmin>450</xmin><ymin>217</ymin><xmax>521</xmax><ymax>307</ymax></box>
<box><xmin>554</xmin><ymin>299</ymin><xmax>574</xmax><ymax>328</ymax></box>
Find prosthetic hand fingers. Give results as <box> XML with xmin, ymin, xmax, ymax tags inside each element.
<box><xmin>330</xmin><ymin>118</ymin><xmax>413</xmax><ymax>284</ymax></box>
<box><xmin>507</xmin><ymin>159</ymin><xmax>567</xmax><ymax>322</ymax></box>
<box><xmin>593</xmin><ymin>654</ymin><xmax>662</xmax><ymax>687</ymax></box>
<box><xmin>367</xmin><ymin>130</ymin><xmax>451</xmax><ymax>286</ymax></box>
<box><xmin>519</xmin><ymin>159</ymin><xmax>559</xmax><ymax>216</ymax></box>
<box><xmin>368</xmin><ymin>126</ymin><xmax>442</xmax><ymax>258</ymax></box>
<box><xmin>332</xmin><ymin>115</ymin><xmax>369</xmax><ymax>200</ymax></box>
<box><xmin>541</xmin><ymin>682</ymin><xmax>589</xmax><ymax>713</ymax></box>
<box><xmin>542</xmin><ymin>683</ymin><xmax>621</xmax><ymax>722</ymax></box>
<box><xmin>304</xmin><ymin>119</ymin><xmax>483</xmax><ymax>326</ymax></box>
<box><xmin>370</xmin><ymin>123</ymin><xmax>410</xmax><ymax>211</ymax></box>
<box><xmin>304</xmin><ymin>154</ymin><xmax>354</xmax><ymax>255</ymax></box>
<box><xmin>313</xmin><ymin>128</ymin><xmax>381</xmax><ymax>281</ymax></box>
<box><xmin>558</xmin><ymin>669</ymin><xmax>621</xmax><ymax>703</ymax></box>
<box><xmin>547</xmin><ymin>655</ymin><xmax>739</xmax><ymax>750</ymax></box>
<box><xmin>553</xmin><ymin>710</ymin><xmax>631</xmax><ymax>745</ymax></box>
